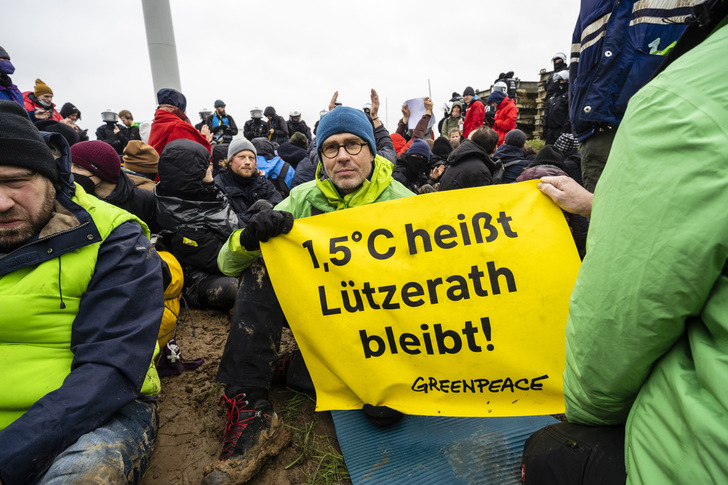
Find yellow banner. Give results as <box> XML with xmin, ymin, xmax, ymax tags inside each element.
<box><xmin>262</xmin><ymin>181</ymin><xmax>580</xmax><ymax>417</ymax></box>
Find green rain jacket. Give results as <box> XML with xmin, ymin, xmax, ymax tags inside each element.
<box><xmin>564</xmin><ymin>17</ymin><xmax>728</xmax><ymax>485</ymax></box>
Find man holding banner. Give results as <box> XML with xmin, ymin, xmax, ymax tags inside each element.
<box><xmin>202</xmin><ymin>105</ymin><xmax>413</xmax><ymax>484</ymax></box>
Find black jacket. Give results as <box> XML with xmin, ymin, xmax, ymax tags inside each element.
<box><xmin>95</xmin><ymin>122</ymin><xmax>140</xmax><ymax>155</ymax></box>
<box><xmin>244</xmin><ymin>118</ymin><xmax>268</xmax><ymax>141</ymax></box>
<box><xmin>439</xmin><ymin>140</ymin><xmax>495</xmax><ymax>191</ymax></box>
<box><xmin>543</xmin><ymin>84</ymin><xmax>572</xmax><ymax>145</ymax></box>
<box><xmin>276</xmin><ymin>142</ymin><xmax>308</xmax><ymax>169</ymax></box>
<box><xmin>214</xmin><ymin>170</ymin><xmax>282</xmax><ymax>224</ymax></box>
<box><xmin>102</xmin><ymin>170</ymin><xmax>160</xmax><ymax>233</ymax></box>
<box><xmin>155</xmin><ymin>139</ymin><xmax>239</xmax><ymax>278</ymax></box>
<box><xmin>492</xmin><ymin>144</ymin><xmax>530</xmax><ymax>184</ymax></box>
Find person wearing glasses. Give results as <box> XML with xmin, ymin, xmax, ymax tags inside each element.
<box><xmin>202</xmin><ymin>104</ymin><xmax>413</xmax><ymax>485</ymax></box>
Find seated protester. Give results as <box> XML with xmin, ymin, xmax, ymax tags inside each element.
<box><xmin>70</xmin><ymin>141</ymin><xmax>160</xmax><ymax>233</ymax></box>
<box><xmin>492</xmin><ymin>129</ymin><xmax>530</xmax><ymax>183</ymax></box>
<box><xmin>276</xmin><ymin>132</ymin><xmax>309</xmax><ymax>169</ymax></box>
<box><xmin>395</xmin><ymin>97</ymin><xmax>435</xmax><ymax>143</ymax></box>
<box><xmin>290</xmin><ymin>142</ymin><xmax>318</xmax><ymax>189</ymax></box>
<box><xmin>214</xmin><ymin>138</ymin><xmax>283</xmax><ymax>224</ymax></box>
<box><xmin>203</xmin><ymin>107</ymin><xmax>413</xmax><ymax>485</ymax></box>
<box><xmin>123</xmin><ymin>140</ymin><xmax>160</xmax><ymax>187</ymax></box>
<box><xmin>22</xmin><ymin>78</ymin><xmax>63</xmax><ymax>122</ymax></box>
<box><xmin>211</xmin><ymin>143</ymin><xmax>229</xmax><ymax>177</ymax></box>
<box><xmin>554</xmin><ymin>133</ymin><xmax>583</xmax><ymax>186</ymax></box>
<box><xmin>0</xmin><ymin>100</ymin><xmax>162</xmax><ymax>484</ymax></box>
<box><xmin>148</xmin><ymin>88</ymin><xmax>211</xmax><ymax>156</ymax></box>
<box><xmin>393</xmin><ymin>139</ymin><xmax>431</xmax><ymax>193</ymax></box>
<box><xmin>59</xmin><ymin>102</ymin><xmax>88</xmax><ymax>141</ymax></box>
<box><xmin>439</xmin><ymin>126</ymin><xmax>499</xmax><ymax>191</ymax></box>
<box><xmin>526</xmin><ymin>144</ymin><xmax>568</xmax><ymax>172</ymax></box>
<box><xmin>154</xmin><ymin>139</ymin><xmax>239</xmax><ymax>310</ymax></box>
<box><xmin>250</xmin><ymin>137</ymin><xmax>295</xmax><ymax>197</ymax></box>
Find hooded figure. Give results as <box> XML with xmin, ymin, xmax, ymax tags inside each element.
<box><xmin>263</xmin><ymin>106</ymin><xmax>289</xmax><ymax>145</ymax></box>
<box><xmin>0</xmin><ymin>45</ymin><xmax>23</xmax><ymax>106</ymax></box>
<box><xmin>148</xmin><ymin>88</ymin><xmax>211</xmax><ymax>156</ymax></box>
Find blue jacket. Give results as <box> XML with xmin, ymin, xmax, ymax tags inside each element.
<box><xmin>569</xmin><ymin>0</ymin><xmax>693</xmax><ymax>142</ymax></box>
<box><xmin>257</xmin><ymin>154</ymin><xmax>295</xmax><ymax>190</ymax></box>
<box><xmin>0</xmin><ymin>132</ymin><xmax>163</xmax><ymax>485</ymax></box>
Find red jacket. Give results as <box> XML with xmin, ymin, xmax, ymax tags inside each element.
<box><xmin>148</xmin><ymin>108</ymin><xmax>211</xmax><ymax>156</ymax></box>
<box><xmin>22</xmin><ymin>91</ymin><xmax>63</xmax><ymax>121</ymax></box>
<box><xmin>493</xmin><ymin>97</ymin><xmax>518</xmax><ymax>146</ymax></box>
<box><xmin>463</xmin><ymin>98</ymin><xmax>485</xmax><ymax>139</ymax></box>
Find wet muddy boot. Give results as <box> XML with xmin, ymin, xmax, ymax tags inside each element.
<box><xmin>202</xmin><ymin>388</ymin><xmax>290</xmax><ymax>485</ymax></box>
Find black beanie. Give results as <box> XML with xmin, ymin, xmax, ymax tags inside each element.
<box><xmin>0</xmin><ymin>100</ymin><xmax>58</xmax><ymax>182</ymax></box>
<box><xmin>0</xmin><ymin>45</ymin><xmax>9</xmax><ymax>59</ymax></box>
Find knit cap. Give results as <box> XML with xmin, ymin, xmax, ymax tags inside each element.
<box><xmin>227</xmin><ymin>138</ymin><xmax>257</xmax><ymax>159</ymax></box>
<box><xmin>34</xmin><ymin>79</ymin><xmax>53</xmax><ymax>97</ymax></box>
<box><xmin>463</xmin><ymin>86</ymin><xmax>475</xmax><ymax>96</ymax></box>
<box><xmin>289</xmin><ymin>132</ymin><xmax>308</xmax><ymax>149</ymax></box>
<box><xmin>554</xmin><ymin>133</ymin><xmax>579</xmax><ymax>153</ymax></box>
<box><xmin>407</xmin><ymin>139</ymin><xmax>431</xmax><ymax>161</ymax></box>
<box><xmin>0</xmin><ymin>45</ymin><xmax>10</xmax><ymax>59</ymax></box>
<box><xmin>70</xmin><ymin>140</ymin><xmax>121</xmax><ymax>183</ymax></box>
<box><xmin>504</xmin><ymin>129</ymin><xmax>526</xmax><ymax>148</ymax></box>
<box><xmin>123</xmin><ymin>140</ymin><xmax>159</xmax><ymax>174</ymax></box>
<box><xmin>316</xmin><ymin>106</ymin><xmax>376</xmax><ymax>157</ymax></box>
<box><xmin>214</xmin><ymin>99</ymin><xmax>225</xmax><ymax>108</ymax></box>
<box><xmin>0</xmin><ymin>100</ymin><xmax>58</xmax><ymax>182</ymax></box>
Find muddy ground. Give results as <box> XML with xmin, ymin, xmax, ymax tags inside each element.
<box><xmin>142</xmin><ymin>308</ymin><xmax>351</xmax><ymax>485</ymax></box>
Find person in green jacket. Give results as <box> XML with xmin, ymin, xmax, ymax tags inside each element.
<box><xmin>522</xmin><ymin>6</ymin><xmax>728</xmax><ymax>484</ymax></box>
<box><xmin>203</xmin><ymin>106</ymin><xmax>413</xmax><ymax>485</ymax></box>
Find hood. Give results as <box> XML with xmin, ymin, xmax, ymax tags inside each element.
<box><xmin>41</xmin><ymin>131</ymin><xmax>76</xmax><ymax>199</ymax></box>
<box><xmin>529</xmin><ymin>145</ymin><xmax>566</xmax><ymax>171</ymax></box>
<box><xmin>276</xmin><ymin>142</ymin><xmax>308</xmax><ymax>167</ymax></box>
<box><xmin>155</xmin><ymin>186</ymin><xmax>239</xmax><ymax>237</ymax></box>
<box><xmin>157</xmin><ymin>139</ymin><xmax>217</xmax><ymax>200</ymax></box>
<box><xmin>264</xmin><ymin>106</ymin><xmax>276</xmax><ymax>117</ymax></box>
<box><xmin>251</xmin><ymin>138</ymin><xmax>276</xmax><ymax>160</ymax></box>
<box><xmin>447</xmin><ymin>140</ymin><xmax>494</xmax><ymax>171</ymax></box>
<box><xmin>493</xmin><ymin>144</ymin><xmax>525</xmax><ymax>163</ymax></box>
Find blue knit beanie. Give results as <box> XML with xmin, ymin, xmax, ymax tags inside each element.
<box><xmin>157</xmin><ymin>88</ymin><xmax>187</xmax><ymax>112</ymax></box>
<box><xmin>407</xmin><ymin>139</ymin><xmax>431</xmax><ymax>161</ymax></box>
<box><xmin>316</xmin><ymin>106</ymin><xmax>376</xmax><ymax>158</ymax></box>
<box><xmin>487</xmin><ymin>91</ymin><xmax>507</xmax><ymax>106</ymax></box>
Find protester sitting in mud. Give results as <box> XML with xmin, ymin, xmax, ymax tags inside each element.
<box><xmin>214</xmin><ymin>138</ymin><xmax>282</xmax><ymax>224</ymax></box>
<box><xmin>202</xmin><ymin>104</ymin><xmax>413</xmax><ymax>485</ymax></box>
<box><xmin>0</xmin><ymin>100</ymin><xmax>163</xmax><ymax>485</ymax></box>
<box><xmin>155</xmin><ymin>138</ymin><xmax>240</xmax><ymax>310</ymax></box>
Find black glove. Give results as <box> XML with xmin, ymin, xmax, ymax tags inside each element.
<box><xmin>362</xmin><ymin>404</ymin><xmax>404</xmax><ymax>427</ymax></box>
<box><xmin>239</xmin><ymin>209</ymin><xmax>294</xmax><ymax>250</ymax></box>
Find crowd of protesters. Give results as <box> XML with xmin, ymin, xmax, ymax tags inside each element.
<box><xmin>2</xmin><ymin>1</ymin><xmax>728</xmax><ymax>481</ymax></box>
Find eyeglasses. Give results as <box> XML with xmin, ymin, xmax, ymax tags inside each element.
<box><xmin>321</xmin><ymin>140</ymin><xmax>367</xmax><ymax>159</ymax></box>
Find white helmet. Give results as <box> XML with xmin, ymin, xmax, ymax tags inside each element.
<box><xmin>552</xmin><ymin>52</ymin><xmax>567</xmax><ymax>62</ymax></box>
<box><xmin>101</xmin><ymin>109</ymin><xmax>118</xmax><ymax>123</ymax></box>
<box><xmin>250</xmin><ymin>107</ymin><xmax>263</xmax><ymax>119</ymax></box>
<box><xmin>492</xmin><ymin>82</ymin><xmax>508</xmax><ymax>94</ymax></box>
<box><xmin>289</xmin><ymin>110</ymin><xmax>301</xmax><ymax>117</ymax></box>
<box><xmin>362</xmin><ymin>103</ymin><xmax>372</xmax><ymax>111</ymax></box>
<box><xmin>554</xmin><ymin>70</ymin><xmax>569</xmax><ymax>82</ymax></box>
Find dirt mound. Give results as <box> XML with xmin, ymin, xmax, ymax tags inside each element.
<box><xmin>142</xmin><ymin>308</ymin><xmax>351</xmax><ymax>485</ymax></box>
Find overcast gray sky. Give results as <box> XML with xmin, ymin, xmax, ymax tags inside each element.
<box><xmin>1</xmin><ymin>0</ymin><xmax>580</xmax><ymax>136</ymax></box>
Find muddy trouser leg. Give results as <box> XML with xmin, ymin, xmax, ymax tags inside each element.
<box><xmin>521</xmin><ymin>422</ymin><xmax>626</xmax><ymax>485</ymax></box>
<box><xmin>216</xmin><ymin>260</ymin><xmax>283</xmax><ymax>391</ymax></box>
<box><xmin>37</xmin><ymin>399</ymin><xmax>158</xmax><ymax>485</ymax></box>
<box><xmin>197</xmin><ymin>274</ymin><xmax>239</xmax><ymax>310</ymax></box>
<box><xmin>580</xmin><ymin>128</ymin><xmax>617</xmax><ymax>193</ymax></box>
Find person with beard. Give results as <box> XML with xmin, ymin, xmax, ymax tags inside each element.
<box><xmin>0</xmin><ymin>46</ymin><xmax>23</xmax><ymax>106</ymax></box>
<box><xmin>148</xmin><ymin>88</ymin><xmax>211</xmax><ymax>156</ymax></box>
<box><xmin>214</xmin><ymin>138</ymin><xmax>282</xmax><ymax>224</ymax></box>
<box><xmin>0</xmin><ymin>100</ymin><xmax>163</xmax><ymax>485</ymax></box>
<box><xmin>205</xmin><ymin>99</ymin><xmax>238</xmax><ymax>145</ymax></box>
<box><xmin>22</xmin><ymin>79</ymin><xmax>63</xmax><ymax>122</ymax></box>
<box><xmin>439</xmin><ymin>126</ymin><xmax>499</xmax><ymax>191</ymax></box>
<box><xmin>543</xmin><ymin>71</ymin><xmax>572</xmax><ymax>145</ymax></box>
<box><xmin>70</xmin><ymin>141</ymin><xmax>159</xmax><ymax>233</ymax></box>
<box><xmin>244</xmin><ymin>107</ymin><xmax>268</xmax><ymax>140</ymax></box>
<box><xmin>154</xmin><ymin>139</ymin><xmax>239</xmax><ymax>310</ymax></box>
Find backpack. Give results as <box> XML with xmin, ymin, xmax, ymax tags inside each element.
<box><xmin>268</xmin><ymin>161</ymin><xmax>291</xmax><ymax>198</ymax></box>
<box><xmin>492</xmin><ymin>159</ymin><xmax>528</xmax><ymax>184</ymax></box>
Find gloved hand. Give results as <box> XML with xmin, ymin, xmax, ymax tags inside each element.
<box><xmin>239</xmin><ymin>209</ymin><xmax>294</xmax><ymax>251</ymax></box>
<box><xmin>362</xmin><ymin>404</ymin><xmax>404</xmax><ymax>427</ymax></box>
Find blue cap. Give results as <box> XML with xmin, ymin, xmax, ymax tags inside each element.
<box><xmin>316</xmin><ymin>106</ymin><xmax>376</xmax><ymax>157</ymax></box>
<box><xmin>157</xmin><ymin>88</ymin><xmax>187</xmax><ymax>112</ymax></box>
<box><xmin>487</xmin><ymin>91</ymin><xmax>507</xmax><ymax>106</ymax></box>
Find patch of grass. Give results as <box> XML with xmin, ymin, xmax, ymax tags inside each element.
<box><xmin>525</xmin><ymin>138</ymin><xmax>545</xmax><ymax>153</ymax></box>
<box><xmin>278</xmin><ymin>390</ymin><xmax>315</xmax><ymax>421</ymax></box>
<box><xmin>285</xmin><ymin>421</ymin><xmax>350</xmax><ymax>484</ymax></box>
